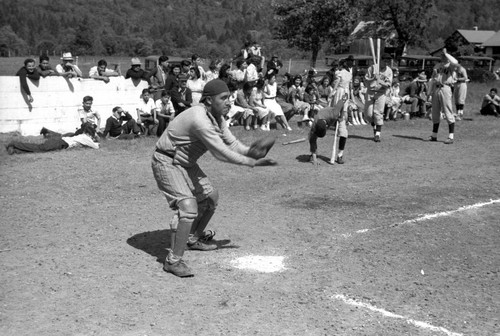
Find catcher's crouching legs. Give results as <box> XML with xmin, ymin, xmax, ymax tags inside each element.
<box><xmin>190</xmin><ymin>189</ymin><xmax>219</xmax><ymax>240</ymax></box>
<box><xmin>165</xmin><ymin>198</ymin><xmax>198</xmax><ymax>277</ymax></box>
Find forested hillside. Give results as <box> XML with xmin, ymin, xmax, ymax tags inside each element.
<box><xmin>0</xmin><ymin>0</ymin><xmax>499</xmax><ymax>59</ymax></box>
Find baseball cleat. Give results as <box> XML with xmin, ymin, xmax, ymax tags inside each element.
<box><xmin>444</xmin><ymin>138</ymin><xmax>454</xmax><ymax>144</ymax></box>
<box><xmin>335</xmin><ymin>156</ymin><xmax>345</xmax><ymax>164</ymax></box>
<box><xmin>164</xmin><ymin>259</ymin><xmax>194</xmax><ymax>278</ymax></box>
<box><xmin>374</xmin><ymin>135</ymin><xmax>380</xmax><ymax>142</ymax></box>
<box><xmin>187</xmin><ymin>240</ymin><xmax>218</xmax><ymax>251</ymax></box>
<box><xmin>428</xmin><ymin>136</ymin><xmax>437</xmax><ymax>142</ymax></box>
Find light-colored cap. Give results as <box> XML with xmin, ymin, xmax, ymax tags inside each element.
<box><xmin>61</xmin><ymin>52</ymin><xmax>74</xmax><ymax>60</ymax></box>
<box><xmin>131</xmin><ymin>58</ymin><xmax>142</xmax><ymax>65</ymax></box>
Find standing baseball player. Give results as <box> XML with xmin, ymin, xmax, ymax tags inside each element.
<box><xmin>453</xmin><ymin>63</ymin><xmax>468</xmax><ymax>120</ymax></box>
<box><xmin>151</xmin><ymin>79</ymin><xmax>276</xmax><ymax>278</ymax></box>
<box><xmin>309</xmin><ymin>97</ymin><xmax>349</xmax><ymax>165</ymax></box>
<box><xmin>429</xmin><ymin>49</ymin><xmax>457</xmax><ymax>144</ymax></box>
<box><xmin>364</xmin><ymin>53</ymin><xmax>393</xmax><ymax>142</ymax></box>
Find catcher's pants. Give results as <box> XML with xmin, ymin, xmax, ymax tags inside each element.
<box><xmin>364</xmin><ymin>91</ymin><xmax>386</xmax><ymax>126</ymax></box>
<box><xmin>151</xmin><ymin>151</ymin><xmax>214</xmax><ymax>209</ymax></box>
<box><xmin>432</xmin><ymin>86</ymin><xmax>455</xmax><ymax>124</ymax></box>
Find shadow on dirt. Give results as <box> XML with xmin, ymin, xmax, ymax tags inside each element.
<box><xmin>392</xmin><ymin>134</ymin><xmax>426</xmax><ymax>141</ymax></box>
<box><xmin>127</xmin><ymin>230</ymin><xmax>237</xmax><ymax>264</ymax></box>
<box><xmin>348</xmin><ymin>134</ymin><xmax>375</xmax><ymax>141</ymax></box>
<box><xmin>127</xmin><ymin>229</ymin><xmax>171</xmax><ymax>263</ymax></box>
<box><xmin>296</xmin><ymin>154</ymin><xmax>331</xmax><ymax>163</ymax></box>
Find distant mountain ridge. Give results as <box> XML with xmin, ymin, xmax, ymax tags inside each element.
<box><xmin>0</xmin><ymin>0</ymin><xmax>499</xmax><ymax>58</ymax></box>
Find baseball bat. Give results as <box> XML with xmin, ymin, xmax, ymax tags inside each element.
<box><xmin>369</xmin><ymin>38</ymin><xmax>377</xmax><ymax>72</ymax></box>
<box><xmin>282</xmin><ymin>138</ymin><xmax>306</xmax><ymax>145</ymax></box>
<box><xmin>329</xmin><ymin>122</ymin><xmax>339</xmax><ymax>164</ymax></box>
<box><xmin>376</xmin><ymin>38</ymin><xmax>381</xmax><ymax>73</ymax></box>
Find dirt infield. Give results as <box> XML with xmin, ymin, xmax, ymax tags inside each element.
<box><xmin>1</xmin><ymin>114</ymin><xmax>499</xmax><ymax>336</ymax></box>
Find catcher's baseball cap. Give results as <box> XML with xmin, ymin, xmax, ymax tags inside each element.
<box><xmin>200</xmin><ymin>79</ymin><xmax>229</xmax><ymax>102</ymax></box>
<box><xmin>314</xmin><ymin>119</ymin><xmax>328</xmax><ymax>138</ymax></box>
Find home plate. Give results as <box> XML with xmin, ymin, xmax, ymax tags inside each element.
<box><xmin>230</xmin><ymin>255</ymin><xmax>286</xmax><ymax>273</ymax></box>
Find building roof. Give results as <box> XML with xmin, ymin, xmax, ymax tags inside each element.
<box><xmin>456</xmin><ymin>29</ymin><xmax>496</xmax><ymax>44</ymax></box>
<box><xmin>482</xmin><ymin>31</ymin><xmax>500</xmax><ymax>47</ymax></box>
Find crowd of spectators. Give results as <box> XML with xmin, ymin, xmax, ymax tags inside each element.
<box><xmin>14</xmin><ymin>43</ymin><xmax>497</xmax><ymax>150</ymax></box>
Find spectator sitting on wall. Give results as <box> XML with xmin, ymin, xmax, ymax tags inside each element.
<box><xmin>125</xmin><ymin>58</ymin><xmax>149</xmax><ymax>82</ymax></box>
<box><xmin>55</xmin><ymin>52</ymin><xmax>83</xmax><ymax>78</ymax></box>
<box><xmin>16</xmin><ymin>58</ymin><xmax>40</xmax><ymax>103</ymax></box>
<box><xmin>37</xmin><ymin>55</ymin><xmax>58</xmax><ymax>77</ymax></box>
<box><xmin>89</xmin><ymin>59</ymin><xmax>120</xmax><ymax>83</ymax></box>
<box><xmin>6</xmin><ymin>122</ymin><xmax>99</xmax><ymax>155</ymax></box>
<box><xmin>102</xmin><ymin>106</ymin><xmax>142</xmax><ymax>139</ymax></box>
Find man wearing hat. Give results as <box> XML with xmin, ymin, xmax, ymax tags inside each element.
<box><xmin>152</xmin><ymin>79</ymin><xmax>277</xmax><ymax>277</ymax></box>
<box><xmin>364</xmin><ymin>53</ymin><xmax>393</xmax><ymax>142</ymax></box>
<box><xmin>266</xmin><ymin>54</ymin><xmax>283</xmax><ymax>76</ymax></box>
<box><xmin>125</xmin><ymin>58</ymin><xmax>149</xmax><ymax>82</ymax></box>
<box><xmin>55</xmin><ymin>52</ymin><xmax>82</xmax><ymax>78</ymax></box>
<box><xmin>453</xmin><ymin>63</ymin><xmax>468</xmax><ymax>120</ymax></box>
<box><xmin>309</xmin><ymin>96</ymin><xmax>349</xmax><ymax>165</ymax></box>
<box><xmin>428</xmin><ymin>48</ymin><xmax>457</xmax><ymax>144</ymax></box>
<box><xmin>170</xmin><ymin>73</ymin><xmax>192</xmax><ymax>115</ymax></box>
<box><xmin>403</xmin><ymin>71</ymin><xmax>429</xmax><ymax>117</ymax></box>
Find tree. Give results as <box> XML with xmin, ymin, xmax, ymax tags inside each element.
<box><xmin>0</xmin><ymin>25</ymin><xmax>27</xmax><ymax>56</ymax></box>
<box><xmin>363</xmin><ymin>0</ymin><xmax>433</xmax><ymax>57</ymax></box>
<box><xmin>272</xmin><ymin>0</ymin><xmax>361</xmax><ymax>67</ymax></box>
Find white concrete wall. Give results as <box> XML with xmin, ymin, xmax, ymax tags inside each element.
<box><xmin>0</xmin><ymin>76</ymin><xmax>149</xmax><ymax>135</ymax></box>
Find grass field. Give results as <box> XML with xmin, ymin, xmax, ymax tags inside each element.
<box><xmin>1</xmin><ymin>92</ymin><xmax>499</xmax><ymax>335</ymax></box>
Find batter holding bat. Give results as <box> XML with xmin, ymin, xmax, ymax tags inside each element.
<box><xmin>309</xmin><ymin>96</ymin><xmax>349</xmax><ymax>166</ymax></box>
<box><xmin>151</xmin><ymin>79</ymin><xmax>277</xmax><ymax>278</ymax></box>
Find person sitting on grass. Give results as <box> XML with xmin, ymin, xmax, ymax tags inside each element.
<box><xmin>480</xmin><ymin>88</ymin><xmax>500</xmax><ymax>117</ymax></box>
<box><xmin>155</xmin><ymin>91</ymin><xmax>175</xmax><ymax>137</ymax></box>
<box><xmin>137</xmin><ymin>88</ymin><xmax>158</xmax><ymax>136</ymax></box>
<box><xmin>17</xmin><ymin>58</ymin><xmax>40</xmax><ymax>103</ymax></box>
<box><xmin>6</xmin><ymin>122</ymin><xmax>99</xmax><ymax>155</ymax></box>
<box><xmin>89</xmin><ymin>59</ymin><xmax>120</xmax><ymax>83</ymax></box>
<box><xmin>102</xmin><ymin>106</ymin><xmax>142</xmax><ymax>139</ymax></box>
<box><xmin>78</xmin><ymin>95</ymin><xmax>101</xmax><ymax>132</ymax></box>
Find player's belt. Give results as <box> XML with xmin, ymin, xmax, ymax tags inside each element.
<box><xmin>436</xmin><ymin>83</ymin><xmax>452</xmax><ymax>88</ymax></box>
<box><xmin>155</xmin><ymin>147</ymin><xmax>175</xmax><ymax>158</ymax></box>
<box><xmin>264</xmin><ymin>97</ymin><xmax>276</xmax><ymax>99</ymax></box>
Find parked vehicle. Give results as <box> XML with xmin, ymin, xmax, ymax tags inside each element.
<box><xmin>145</xmin><ymin>55</ymin><xmax>184</xmax><ymax>72</ymax></box>
<box><xmin>324</xmin><ymin>54</ymin><xmax>374</xmax><ymax>78</ymax></box>
<box><xmin>396</xmin><ymin>55</ymin><xmax>440</xmax><ymax>81</ymax></box>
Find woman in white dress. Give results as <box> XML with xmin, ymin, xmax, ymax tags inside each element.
<box><xmin>263</xmin><ymin>72</ymin><xmax>292</xmax><ymax>130</ymax></box>
<box><xmin>187</xmin><ymin>66</ymin><xmax>205</xmax><ymax>104</ymax></box>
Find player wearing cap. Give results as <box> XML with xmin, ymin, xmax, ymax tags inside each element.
<box><xmin>309</xmin><ymin>97</ymin><xmax>349</xmax><ymax>165</ymax></box>
<box><xmin>364</xmin><ymin>53</ymin><xmax>393</xmax><ymax>142</ymax></box>
<box><xmin>152</xmin><ymin>79</ymin><xmax>277</xmax><ymax>278</ymax></box>
<box><xmin>429</xmin><ymin>49</ymin><xmax>457</xmax><ymax>144</ymax></box>
<box><xmin>453</xmin><ymin>63</ymin><xmax>468</xmax><ymax>121</ymax></box>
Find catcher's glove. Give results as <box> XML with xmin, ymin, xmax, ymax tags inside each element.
<box><xmin>247</xmin><ymin>136</ymin><xmax>276</xmax><ymax>159</ymax></box>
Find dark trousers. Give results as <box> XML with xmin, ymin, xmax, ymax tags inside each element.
<box><xmin>8</xmin><ymin>137</ymin><xmax>68</xmax><ymax>153</ymax></box>
<box><xmin>156</xmin><ymin>116</ymin><xmax>169</xmax><ymax>137</ymax></box>
<box><xmin>480</xmin><ymin>104</ymin><xmax>500</xmax><ymax>116</ymax></box>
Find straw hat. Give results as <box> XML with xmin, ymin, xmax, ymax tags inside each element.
<box><xmin>61</xmin><ymin>52</ymin><xmax>74</xmax><ymax>61</ymax></box>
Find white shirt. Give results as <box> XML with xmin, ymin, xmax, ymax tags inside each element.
<box><xmin>137</xmin><ymin>98</ymin><xmax>156</xmax><ymax>116</ymax></box>
<box><xmin>62</xmin><ymin>134</ymin><xmax>99</xmax><ymax>149</ymax></box>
